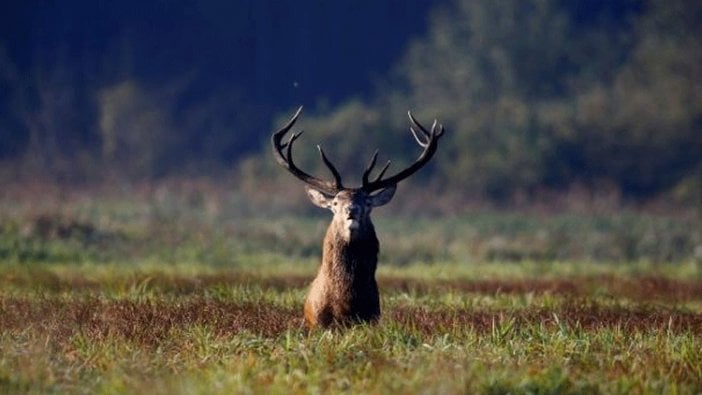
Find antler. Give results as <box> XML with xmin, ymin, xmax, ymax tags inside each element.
<box><xmin>362</xmin><ymin>111</ymin><xmax>445</xmax><ymax>192</ymax></box>
<box><xmin>271</xmin><ymin>106</ymin><xmax>344</xmax><ymax>194</ymax></box>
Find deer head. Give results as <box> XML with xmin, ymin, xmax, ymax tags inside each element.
<box><xmin>304</xmin><ymin>188</ymin><xmax>396</xmax><ymax>241</ymax></box>
<box><xmin>271</xmin><ymin>106</ymin><xmax>444</xmax><ymax>328</ymax></box>
<box><xmin>272</xmin><ymin>106</ymin><xmax>444</xmax><ymax>219</ymax></box>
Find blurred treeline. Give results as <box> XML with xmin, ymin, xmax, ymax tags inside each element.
<box><xmin>253</xmin><ymin>0</ymin><xmax>702</xmax><ymax>204</ymax></box>
<box><xmin>1</xmin><ymin>0</ymin><xmax>701</xmax><ymax>205</ymax></box>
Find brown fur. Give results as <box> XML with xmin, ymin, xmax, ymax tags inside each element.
<box><xmin>303</xmin><ymin>189</ymin><xmax>392</xmax><ymax>329</ymax></box>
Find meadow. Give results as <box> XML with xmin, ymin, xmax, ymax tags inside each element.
<box><xmin>1</xmin><ymin>181</ymin><xmax>701</xmax><ymax>394</ymax></box>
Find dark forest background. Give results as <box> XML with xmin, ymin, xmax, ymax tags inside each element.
<box><xmin>1</xmin><ymin>0</ymin><xmax>700</xmax><ymax>205</ymax></box>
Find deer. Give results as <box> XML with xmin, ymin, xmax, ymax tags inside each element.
<box><xmin>271</xmin><ymin>106</ymin><xmax>444</xmax><ymax>329</ymax></box>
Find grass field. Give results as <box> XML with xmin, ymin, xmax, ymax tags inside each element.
<box><xmin>2</xmin><ymin>261</ymin><xmax>702</xmax><ymax>394</ymax></box>
<box><xmin>1</xmin><ymin>183</ymin><xmax>701</xmax><ymax>394</ymax></box>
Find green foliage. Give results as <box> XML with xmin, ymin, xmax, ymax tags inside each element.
<box><xmin>277</xmin><ymin>0</ymin><xmax>702</xmax><ymax>201</ymax></box>
<box><xmin>411</xmin><ymin>0</ymin><xmax>582</xmax><ymax>198</ymax></box>
<box><xmin>554</xmin><ymin>0</ymin><xmax>702</xmax><ymax>197</ymax></box>
<box><xmin>98</xmin><ymin>81</ymin><xmax>180</xmax><ymax>179</ymax></box>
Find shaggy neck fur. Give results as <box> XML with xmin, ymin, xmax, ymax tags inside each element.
<box><xmin>323</xmin><ymin>219</ymin><xmax>379</xmax><ymax>276</ymax></box>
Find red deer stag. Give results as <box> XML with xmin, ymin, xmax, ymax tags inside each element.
<box><xmin>272</xmin><ymin>107</ymin><xmax>444</xmax><ymax>329</ymax></box>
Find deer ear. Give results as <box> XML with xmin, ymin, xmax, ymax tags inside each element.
<box><xmin>305</xmin><ymin>186</ymin><xmax>334</xmax><ymax>209</ymax></box>
<box><xmin>369</xmin><ymin>185</ymin><xmax>397</xmax><ymax>207</ymax></box>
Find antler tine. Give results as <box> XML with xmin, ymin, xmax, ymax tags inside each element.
<box><xmin>284</xmin><ymin>130</ymin><xmax>303</xmax><ymax>148</ymax></box>
<box><xmin>408</xmin><ymin>111</ymin><xmax>431</xmax><ymax>138</ymax></box>
<box><xmin>284</xmin><ymin>132</ymin><xmax>302</xmax><ymax>165</ymax></box>
<box><xmin>271</xmin><ymin>106</ymin><xmax>343</xmax><ymax>194</ymax></box>
<box><xmin>362</xmin><ymin>149</ymin><xmax>379</xmax><ymax>185</ymax></box>
<box><xmin>361</xmin><ymin>149</ymin><xmax>395</xmax><ymax>188</ymax></box>
<box><xmin>372</xmin><ymin>160</ymin><xmax>391</xmax><ymax>183</ymax></box>
<box><xmin>432</xmin><ymin>120</ymin><xmax>446</xmax><ymax>137</ymax></box>
<box><xmin>317</xmin><ymin>145</ymin><xmax>344</xmax><ymax>190</ymax></box>
<box><xmin>409</xmin><ymin>127</ymin><xmax>427</xmax><ymax>147</ymax></box>
<box><xmin>272</xmin><ymin>107</ymin><xmax>302</xmax><ymax>150</ymax></box>
<box><xmin>362</xmin><ymin>111</ymin><xmax>445</xmax><ymax>193</ymax></box>
<box><xmin>408</xmin><ymin>111</ymin><xmax>445</xmax><ymax>140</ymax></box>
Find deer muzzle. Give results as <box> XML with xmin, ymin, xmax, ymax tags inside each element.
<box><xmin>344</xmin><ymin>205</ymin><xmax>362</xmax><ymax>230</ymax></box>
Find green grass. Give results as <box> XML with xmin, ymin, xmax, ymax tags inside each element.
<box><xmin>1</xmin><ymin>261</ymin><xmax>701</xmax><ymax>394</ymax></box>
<box><xmin>1</xmin><ymin>184</ymin><xmax>701</xmax><ymax>393</ymax></box>
<box><xmin>1</xmin><ymin>181</ymin><xmax>701</xmax><ymax>266</ymax></box>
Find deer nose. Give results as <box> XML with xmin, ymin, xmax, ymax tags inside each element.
<box><xmin>347</xmin><ymin>205</ymin><xmax>361</xmax><ymax>218</ymax></box>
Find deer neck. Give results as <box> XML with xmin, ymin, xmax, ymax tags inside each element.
<box><xmin>322</xmin><ymin>219</ymin><xmax>379</xmax><ymax>276</ymax></box>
